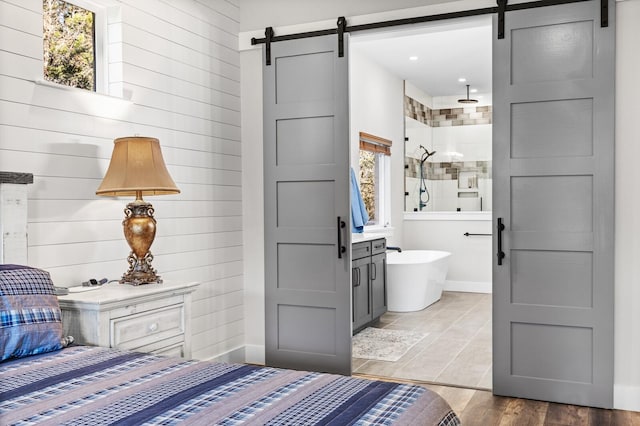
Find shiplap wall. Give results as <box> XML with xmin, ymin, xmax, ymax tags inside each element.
<box><xmin>0</xmin><ymin>0</ymin><xmax>242</xmax><ymax>361</ymax></box>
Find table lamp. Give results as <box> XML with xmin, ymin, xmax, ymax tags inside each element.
<box><xmin>96</xmin><ymin>136</ymin><xmax>179</xmax><ymax>285</ymax></box>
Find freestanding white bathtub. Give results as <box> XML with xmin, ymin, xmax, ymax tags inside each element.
<box><xmin>386</xmin><ymin>250</ymin><xmax>451</xmax><ymax>312</ymax></box>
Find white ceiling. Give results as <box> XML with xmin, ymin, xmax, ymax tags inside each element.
<box><xmin>351</xmin><ymin>15</ymin><xmax>492</xmax><ymax>97</ymax></box>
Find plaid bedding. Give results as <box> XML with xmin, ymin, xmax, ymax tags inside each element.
<box><xmin>0</xmin><ymin>265</ymin><xmax>72</xmax><ymax>362</ymax></box>
<box><xmin>0</xmin><ymin>346</ymin><xmax>460</xmax><ymax>425</ymax></box>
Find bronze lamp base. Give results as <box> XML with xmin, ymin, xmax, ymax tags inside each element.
<box><xmin>121</xmin><ymin>199</ymin><xmax>162</xmax><ymax>285</ymax></box>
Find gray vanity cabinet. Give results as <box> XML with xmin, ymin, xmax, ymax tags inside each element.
<box><xmin>352</xmin><ymin>255</ymin><xmax>372</xmax><ymax>332</ymax></box>
<box><xmin>352</xmin><ymin>238</ymin><xmax>387</xmax><ymax>334</ymax></box>
<box><xmin>371</xmin><ymin>252</ymin><xmax>387</xmax><ymax>318</ymax></box>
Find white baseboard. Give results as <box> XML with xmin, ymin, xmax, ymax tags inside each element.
<box><xmin>615</xmin><ymin>384</ymin><xmax>640</xmax><ymax>412</ymax></box>
<box><xmin>444</xmin><ymin>280</ymin><xmax>492</xmax><ymax>293</ymax></box>
<box><xmin>204</xmin><ymin>346</ymin><xmax>246</xmax><ymax>364</ymax></box>
<box><xmin>244</xmin><ymin>344</ymin><xmax>266</xmax><ymax>365</ymax></box>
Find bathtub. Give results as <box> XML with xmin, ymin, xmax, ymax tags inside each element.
<box><xmin>386</xmin><ymin>250</ymin><xmax>451</xmax><ymax>312</ymax></box>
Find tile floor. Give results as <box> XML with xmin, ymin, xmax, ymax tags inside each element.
<box><xmin>353</xmin><ymin>291</ymin><xmax>492</xmax><ymax>389</ymax></box>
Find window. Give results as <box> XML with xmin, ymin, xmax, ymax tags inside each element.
<box><xmin>358</xmin><ymin>132</ymin><xmax>392</xmax><ymax>227</ymax></box>
<box><xmin>359</xmin><ymin>149</ymin><xmax>377</xmax><ymax>222</ymax></box>
<box><xmin>43</xmin><ymin>0</ymin><xmax>107</xmax><ymax>92</ymax></box>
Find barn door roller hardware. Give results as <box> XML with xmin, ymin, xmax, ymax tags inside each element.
<box><xmin>263</xmin><ymin>27</ymin><xmax>274</xmax><ymax>66</ymax></box>
<box><xmin>251</xmin><ymin>0</ymin><xmax>608</xmax><ymax>64</ymax></box>
<box><xmin>252</xmin><ymin>18</ymin><xmax>348</xmax><ymax>65</ymax></box>
<box><xmin>337</xmin><ymin>16</ymin><xmax>347</xmax><ymax>57</ymax></box>
<box><xmin>497</xmin><ymin>0</ymin><xmax>507</xmax><ymax>39</ymax></box>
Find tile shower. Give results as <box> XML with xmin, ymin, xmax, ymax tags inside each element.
<box><xmin>404</xmin><ymin>94</ymin><xmax>493</xmax><ymax>212</ymax></box>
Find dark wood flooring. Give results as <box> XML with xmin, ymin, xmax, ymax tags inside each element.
<box><xmin>355</xmin><ymin>374</ymin><xmax>640</xmax><ymax>425</ymax></box>
<box><xmin>424</xmin><ymin>384</ymin><xmax>640</xmax><ymax>426</ymax></box>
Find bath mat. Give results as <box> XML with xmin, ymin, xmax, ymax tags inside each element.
<box><xmin>352</xmin><ymin>327</ymin><xmax>427</xmax><ymax>362</ymax></box>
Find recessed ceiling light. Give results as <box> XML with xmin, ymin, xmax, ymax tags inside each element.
<box><xmin>409</xmin><ymin>56</ymin><xmax>418</xmax><ymax>61</ymax></box>
<box><xmin>458</xmin><ymin>78</ymin><xmax>467</xmax><ymax>82</ymax></box>
<box><xmin>470</xmin><ymin>88</ymin><xmax>478</xmax><ymax>93</ymax></box>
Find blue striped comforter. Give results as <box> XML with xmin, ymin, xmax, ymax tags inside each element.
<box><xmin>0</xmin><ymin>346</ymin><xmax>460</xmax><ymax>425</ymax></box>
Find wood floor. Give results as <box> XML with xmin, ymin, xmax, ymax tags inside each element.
<box><xmin>354</xmin><ymin>374</ymin><xmax>640</xmax><ymax>425</ymax></box>
<box><xmin>422</xmin><ymin>384</ymin><xmax>640</xmax><ymax>426</ymax></box>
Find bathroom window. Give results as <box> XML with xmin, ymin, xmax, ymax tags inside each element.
<box><xmin>359</xmin><ymin>132</ymin><xmax>392</xmax><ymax>227</ymax></box>
<box><xmin>43</xmin><ymin>0</ymin><xmax>108</xmax><ymax>92</ymax></box>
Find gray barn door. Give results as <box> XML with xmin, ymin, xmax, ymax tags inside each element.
<box><xmin>493</xmin><ymin>0</ymin><xmax>614</xmax><ymax>408</ymax></box>
<box><xmin>263</xmin><ymin>34</ymin><xmax>352</xmax><ymax>375</ymax></box>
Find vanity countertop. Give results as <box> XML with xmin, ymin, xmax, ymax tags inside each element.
<box><xmin>351</xmin><ymin>233</ymin><xmax>387</xmax><ymax>243</ymax></box>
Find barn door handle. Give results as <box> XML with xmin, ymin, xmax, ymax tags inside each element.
<box><xmin>497</xmin><ymin>217</ymin><xmax>506</xmax><ymax>265</ymax></box>
<box><xmin>337</xmin><ymin>216</ymin><xmax>346</xmax><ymax>259</ymax></box>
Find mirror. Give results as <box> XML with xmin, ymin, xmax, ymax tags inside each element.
<box><xmin>404</xmin><ymin>86</ymin><xmax>492</xmax><ymax>212</ymax></box>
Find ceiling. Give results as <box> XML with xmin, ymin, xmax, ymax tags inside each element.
<box><xmin>351</xmin><ymin>15</ymin><xmax>492</xmax><ymax>97</ymax></box>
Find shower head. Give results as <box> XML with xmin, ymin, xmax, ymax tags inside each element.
<box><xmin>420</xmin><ymin>145</ymin><xmax>436</xmax><ymax>162</ymax></box>
<box><xmin>458</xmin><ymin>84</ymin><xmax>478</xmax><ymax>104</ymax></box>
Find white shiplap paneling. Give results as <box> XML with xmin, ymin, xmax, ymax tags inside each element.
<box><xmin>0</xmin><ymin>1</ymin><xmax>41</xmax><ymax>36</ymax></box>
<box><xmin>0</xmin><ymin>0</ymin><xmax>242</xmax><ymax>360</ymax></box>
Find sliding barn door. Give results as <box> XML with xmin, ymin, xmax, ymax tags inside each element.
<box><xmin>493</xmin><ymin>0</ymin><xmax>614</xmax><ymax>407</ymax></box>
<box><xmin>263</xmin><ymin>34</ymin><xmax>352</xmax><ymax>375</ymax></box>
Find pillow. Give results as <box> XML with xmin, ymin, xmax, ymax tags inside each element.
<box><xmin>0</xmin><ymin>264</ymin><xmax>73</xmax><ymax>361</ymax></box>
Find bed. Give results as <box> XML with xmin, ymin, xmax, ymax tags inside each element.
<box><xmin>0</xmin><ymin>265</ymin><xmax>460</xmax><ymax>425</ymax></box>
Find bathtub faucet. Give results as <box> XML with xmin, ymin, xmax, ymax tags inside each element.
<box><xmin>387</xmin><ymin>246</ymin><xmax>402</xmax><ymax>253</ymax></box>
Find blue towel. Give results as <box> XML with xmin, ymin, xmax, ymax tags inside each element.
<box><xmin>350</xmin><ymin>167</ymin><xmax>369</xmax><ymax>233</ymax></box>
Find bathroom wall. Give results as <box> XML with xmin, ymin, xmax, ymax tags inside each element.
<box><xmin>403</xmin><ymin>213</ymin><xmax>492</xmax><ymax>292</ymax></box>
<box><xmin>349</xmin><ymin>46</ymin><xmax>405</xmax><ymax>246</ymax></box>
<box><xmin>403</xmin><ymin>83</ymin><xmax>492</xmax><ymax>292</ymax></box>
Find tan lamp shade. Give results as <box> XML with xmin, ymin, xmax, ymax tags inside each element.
<box><xmin>96</xmin><ymin>136</ymin><xmax>180</xmax><ymax>197</ymax></box>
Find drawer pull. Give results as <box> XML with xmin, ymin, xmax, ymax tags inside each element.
<box><xmin>148</xmin><ymin>322</ymin><xmax>159</xmax><ymax>333</ymax></box>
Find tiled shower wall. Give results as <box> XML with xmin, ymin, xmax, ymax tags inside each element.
<box><xmin>404</xmin><ymin>95</ymin><xmax>434</xmax><ymax>126</ymax></box>
<box><xmin>404</xmin><ymin>95</ymin><xmax>492</xmax><ymax>211</ymax></box>
<box><xmin>404</xmin><ymin>95</ymin><xmax>492</xmax><ymax>128</ymax></box>
<box><xmin>405</xmin><ymin>159</ymin><xmax>492</xmax><ymax>181</ymax></box>
<box><xmin>404</xmin><ymin>94</ymin><xmax>493</xmax><ymax>182</ymax></box>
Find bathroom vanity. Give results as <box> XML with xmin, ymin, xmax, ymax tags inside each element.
<box><xmin>352</xmin><ymin>237</ymin><xmax>387</xmax><ymax>333</ymax></box>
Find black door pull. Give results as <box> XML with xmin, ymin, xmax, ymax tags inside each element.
<box><xmin>337</xmin><ymin>216</ymin><xmax>346</xmax><ymax>259</ymax></box>
<box><xmin>497</xmin><ymin>217</ymin><xmax>506</xmax><ymax>265</ymax></box>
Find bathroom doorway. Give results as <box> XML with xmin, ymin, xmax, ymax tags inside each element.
<box><xmin>349</xmin><ymin>15</ymin><xmax>493</xmax><ymax>390</ymax></box>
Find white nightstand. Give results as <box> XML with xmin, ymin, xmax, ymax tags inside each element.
<box><xmin>58</xmin><ymin>280</ymin><xmax>200</xmax><ymax>358</ymax></box>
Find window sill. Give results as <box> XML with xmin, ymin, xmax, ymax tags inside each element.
<box><xmin>33</xmin><ymin>79</ymin><xmax>131</xmax><ymax>103</ymax></box>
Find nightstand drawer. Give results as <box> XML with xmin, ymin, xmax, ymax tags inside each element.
<box><xmin>111</xmin><ymin>304</ymin><xmax>184</xmax><ymax>350</ymax></box>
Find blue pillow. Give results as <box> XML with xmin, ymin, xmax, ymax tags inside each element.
<box><xmin>0</xmin><ymin>264</ymin><xmax>73</xmax><ymax>361</ymax></box>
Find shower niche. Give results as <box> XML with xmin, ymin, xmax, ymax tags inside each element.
<box><xmin>404</xmin><ymin>84</ymin><xmax>492</xmax><ymax>213</ymax></box>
